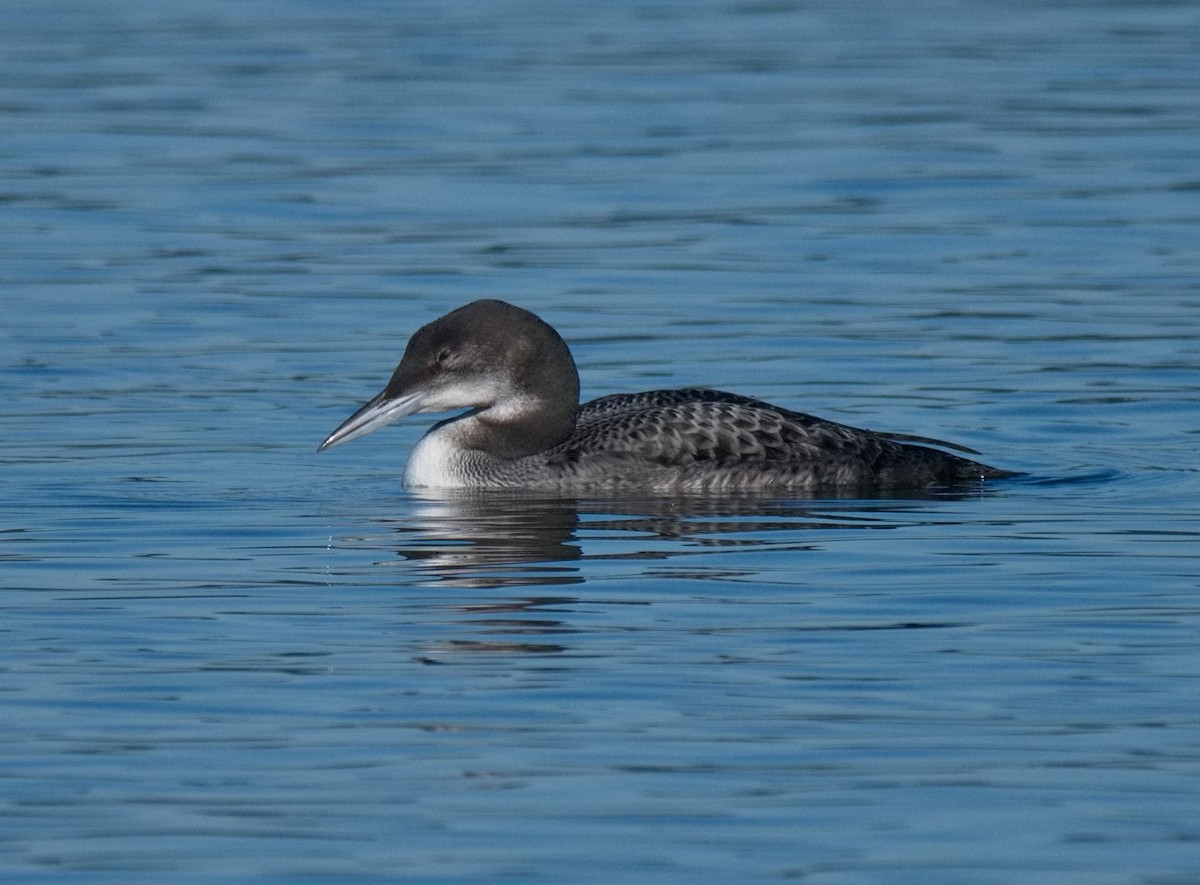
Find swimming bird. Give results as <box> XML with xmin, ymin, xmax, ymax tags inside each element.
<box><xmin>318</xmin><ymin>299</ymin><xmax>1011</xmax><ymax>492</ymax></box>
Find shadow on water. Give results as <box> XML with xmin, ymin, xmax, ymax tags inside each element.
<box><xmin>354</xmin><ymin>482</ymin><xmax>1013</xmax><ymax>583</ymax></box>
<box><xmin>326</xmin><ymin>484</ymin><xmax>1022</xmax><ymax>656</ymax></box>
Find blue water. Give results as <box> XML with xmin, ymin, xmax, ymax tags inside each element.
<box><xmin>4</xmin><ymin>1</ymin><xmax>1200</xmax><ymax>882</ymax></box>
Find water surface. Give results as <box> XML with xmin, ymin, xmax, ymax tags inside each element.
<box><xmin>3</xmin><ymin>1</ymin><xmax>1200</xmax><ymax>882</ymax></box>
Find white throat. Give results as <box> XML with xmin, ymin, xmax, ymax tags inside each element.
<box><xmin>403</xmin><ymin>415</ymin><xmax>482</xmax><ymax>488</ymax></box>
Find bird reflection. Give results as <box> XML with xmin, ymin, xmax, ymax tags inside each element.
<box><xmin>344</xmin><ymin>487</ymin><xmax>1001</xmax><ymax>660</ymax></box>
<box><xmin>378</xmin><ymin>488</ymin><xmax>978</xmax><ymax>588</ymax></box>
<box><xmin>396</xmin><ymin>490</ymin><xmax>585</xmax><ymax>588</ymax></box>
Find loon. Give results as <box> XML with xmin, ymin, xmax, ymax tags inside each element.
<box><xmin>318</xmin><ymin>299</ymin><xmax>1011</xmax><ymax>493</ymax></box>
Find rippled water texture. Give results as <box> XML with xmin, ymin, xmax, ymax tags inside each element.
<box><xmin>3</xmin><ymin>0</ymin><xmax>1200</xmax><ymax>882</ymax></box>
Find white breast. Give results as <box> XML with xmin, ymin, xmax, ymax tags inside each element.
<box><xmin>403</xmin><ymin>423</ymin><xmax>469</xmax><ymax>488</ymax></box>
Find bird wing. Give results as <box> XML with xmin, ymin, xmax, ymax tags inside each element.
<box><xmin>553</xmin><ymin>390</ymin><xmax>894</xmax><ymax>468</ymax></box>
